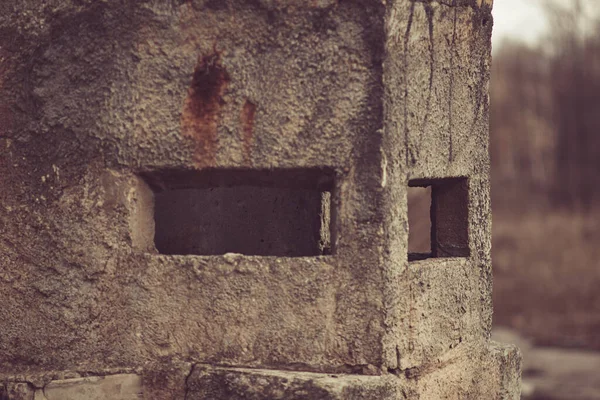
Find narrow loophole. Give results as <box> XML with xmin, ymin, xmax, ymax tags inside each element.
<box><xmin>408</xmin><ymin>178</ymin><xmax>470</xmax><ymax>261</ymax></box>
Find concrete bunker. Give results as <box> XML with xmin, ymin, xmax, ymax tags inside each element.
<box><xmin>408</xmin><ymin>177</ymin><xmax>470</xmax><ymax>261</ymax></box>
<box><xmin>141</xmin><ymin>168</ymin><xmax>335</xmax><ymax>257</ymax></box>
<box><xmin>0</xmin><ymin>0</ymin><xmax>522</xmax><ymax>397</ymax></box>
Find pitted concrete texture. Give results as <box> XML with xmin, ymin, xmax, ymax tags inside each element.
<box><xmin>0</xmin><ymin>0</ymin><xmax>518</xmax><ymax>398</ymax></box>
<box><xmin>0</xmin><ymin>0</ymin><xmax>388</xmax><ymax>373</ymax></box>
<box><xmin>3</xmin><ymin>383</ymin><xmax>34</xmax><ymax>400</ymax></box>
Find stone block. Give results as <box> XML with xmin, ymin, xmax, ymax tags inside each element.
<box><xmin>185</xmin><ymin>365</ymin><xmax>404</xmax><ymax>400</ymax></box>
<box><xmin>35</xmin><ymin>374</ymin><xmax>142</xmax><ymax>400</ymax></box>
<box><xmin>4</xmin><ymin>383</ymin><xmax>35</xmax><ymax>400</ymax></box>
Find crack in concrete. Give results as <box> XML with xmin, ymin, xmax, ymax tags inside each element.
<box><xmin>403</xmin><ymin>1</ymin><xmax>416</xmax><ymax>167</ymax></box>
<box><xmin>183</xmin><ymin>363</ymin><xmax>195</xmax><ymax>400</ymax></box>
<box><xmin>449</xmin><ymin>1</ymin><xmax>457</xmax><ymax>162</ymax></box>
<box><xmin>412</xmin><ymin>1</ymin><xmax>436</xmax><ymax>164</ymax></box>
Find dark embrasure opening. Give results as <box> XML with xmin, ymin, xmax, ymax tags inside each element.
<box><xmin>141</xmin><ymin>168</ymin><xmax>335</xmax><ymax>257</ymax></box>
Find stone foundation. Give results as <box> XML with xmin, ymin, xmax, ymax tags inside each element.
<box><xmin>2</xmin><ymin>342</ymin><xmax>520</xmax><ymax>399</ymax></box>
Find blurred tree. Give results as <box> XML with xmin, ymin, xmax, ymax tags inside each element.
<box><xmin>546</xmin><ymin>0</ymin><xmax>600</xmax><ymax>209</ymax></box>
<box><xmin>490</xmin><ymin>0</ymin><xmax>600</xmax><ymax>211</ymax></box>
<box><xmin>490</xmin><ymin>40</ymin><xmax>554</xmax><ymax>209</ymax></box>
<box><xmin>492</xmin><ymin>0</ymin><xmax>600</xmax><ymax>353</ymax></box>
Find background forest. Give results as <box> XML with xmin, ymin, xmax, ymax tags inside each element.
<box><xmin>491</xmin><ymin>0</ymin><xmax>600</xmax><ymax>349</ymax></box>
<box><xmin>489</xmin><ymin>1</ymin><xmax>600</xmax><ymax>397</ymax></box>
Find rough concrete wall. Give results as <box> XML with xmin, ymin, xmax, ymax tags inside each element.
<box><xmin>381</xmin><ymin>0</ymin><xmax>496</xmax><ymax>370</ymax></box>
<box><xmin>0</xmin><ymin>0</ymin><xmax>387</xmax><ymax>376</ymax></box>
<box><xmin>0</xmin><ymin>0</ymin><xmax>519</xmax><ymax>398</ymax></box>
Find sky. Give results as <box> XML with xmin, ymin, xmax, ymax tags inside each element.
<box><xmin>492</xmin><ymin>0</ymin><xmax>549</xmax><ymax>48</ymax></box>
<box><xmin>491</xmin><ymin>0</ymin><xmax>598</xmax><ymax>50</ymax></box>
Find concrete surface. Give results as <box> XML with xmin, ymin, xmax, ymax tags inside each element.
<box><xmin>0</xmin><ymin>0</ymin><xmax>518</xmax><ymax>398</ymax></box>
<box><xmin>2</xmin><ymin>374</ymin><xmax>142</xmax><ymax>400</ymax></box>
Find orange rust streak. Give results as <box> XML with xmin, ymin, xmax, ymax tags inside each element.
<box><xmin>180</xmin><ymin>52</ymin><xmax>230</xmax><ymax>168</ymax></box>
<box><xmin>240</xmin><ymin>100</ymin><xmax>256</xmax><ymax>166</ymax></box>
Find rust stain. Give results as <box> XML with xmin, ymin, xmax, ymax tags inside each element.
<box><xmin>181</xmin><ymin>50</ymin><xmax>230</xmax><ymax>167</ymax></box>
<box><xmin>240</xmin><ymin>100</ymin><xmax>256</xmax><ymax>166</ymax></box>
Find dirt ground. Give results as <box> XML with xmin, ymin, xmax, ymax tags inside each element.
<box><xmin>492</xmin><ymin>208</ymin><xmax>600</xmax><ymax>350</ymax></box>
<box><xmin>493</xmin><ymin>328</ymin><xmax>600</xmax><ymax>400</ymax></box>
<box><xmin>492</xmin><ymin>207</ymin><xmax>600</xmax><ymax>399</ymax></box>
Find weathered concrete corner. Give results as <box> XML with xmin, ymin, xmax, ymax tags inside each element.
<box><xmin>0</xmin><ymin>0</ymin><xmax>519</xmax><ymax>398</ymax></box>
